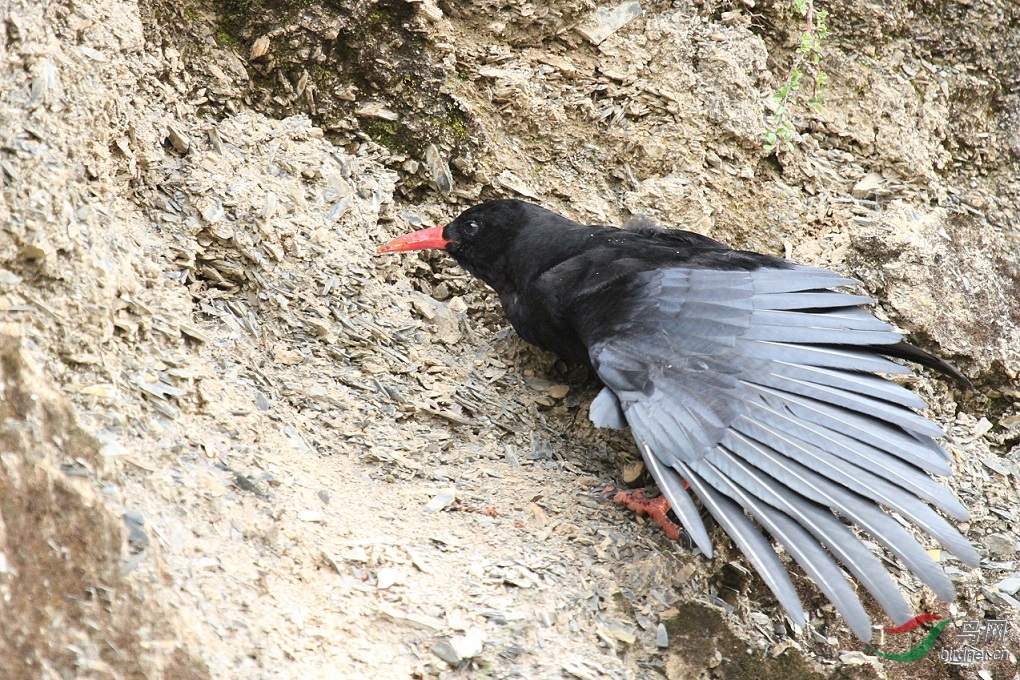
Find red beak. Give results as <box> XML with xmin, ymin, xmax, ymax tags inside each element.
<box><xmin>377</xmin><ymin>224</ymin><xmax>451</xmax><ymax>253</ymax></box>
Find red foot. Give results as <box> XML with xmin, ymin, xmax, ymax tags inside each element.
<box><xmin>609</xmin><ymin>488</ymin><xmax>682</xmax><ymax>542</ymax></box>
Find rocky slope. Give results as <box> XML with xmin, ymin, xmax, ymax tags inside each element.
<box><xmin>1</xmin><ymin>0</ymin><xmax>1018</xmax><ymax>677</ymax></box>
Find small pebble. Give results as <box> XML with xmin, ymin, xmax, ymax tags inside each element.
<box><xmin>376</xmin><ymin>567</ymin><xmax>398</xmax><ymax>589</ymax></box>
<box><xmin>195</xmin><ymin>557</ymin><xmax>220</xmax><ymax>570</ymax></box>
<box><xmin>655</xmin><ymin>623</ymin><xmax>668</xmax><ymax>648</ymax></box>
<box><xmin>985</xmin><ymin>533</ymin><xmax>1018</xmax><ymax>559</ymax></box>
<box><xmin>250</xmin><ymin>35</ymin><xmax>270</xmax><ymax>59</ymax></box>
<box><xmin>450</xmin><ymin>627</ymin><xmax>484</xmax><ymax>659</ymax></box>
<box><xmin>622</xmin><ymin>460</ymin><xmax>644</xmax><ymax>484</ymax></box>
<box><xmin>547</xmin><ymin>384</ymin><xmax>569</xmax><ymax>399</ymax></box>
<box><xmin>255</xmin><ymin>391</ymin><xmax>272</xmax><ymax>411</ymax></box>
<box><xmin>432</xmin><ymin>639</ymin><xmax>461</xmax><ymax>665</ymax></box>
<box><xmin>424</xmin><ymin>488</ymin><xmax>456</xmax><ymax>513</ymax></box>
<box><xmin>166</xmin><ymin>124</ymin><xmax>191</xmax><ymax>154</ymax></box>
<box><xmin>425</xmin><ymin>144</ymin><xmax>453</xmax><ymax>196</ymax></box>
<box><xmin>122</xmin><ymin>510</ymin><xmax>150</xmax><ymax>548</ymax></box>
<box><xmin>298</xmin><ymin>510</ymin><xmax>324</xmax><ymax>523</ymax></box>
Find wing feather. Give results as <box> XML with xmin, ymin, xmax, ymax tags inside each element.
<box><xmin>715</xmin><ymin>432</ymin><xmax>956</xmax><ymax>600</ymax></box>
<box><xmin>730</xmin><ymin>416</ymin><xmax>978</xmax><ymax>566</ymax></box>
<box><xmin>640</xmin><ymin>439</ymin><xmax>713</xmax><ymax>556</ymax></box>
<box><xmin>583</xmin><ymin>265</ymin><xmax>973</xmax><ymax>638</ymax></box>
<box><xmin>692</xmin><ymin>460</ymin><xmax>878</xmax><ymax>640</ymax></box>
<box><xmin>744</xmin><ymin>401</ymin><xmax>969</xmax><ymax>519</ymax></box>
<box><xmin>676</xmin><ymin>460</ymin><xmax>808</xmax><ymax>630</ymax></box>
<box><xmin>741</xmin><ymin>341</ymin><xmax>913</xmax><ymax>375</ymax></box>
<box><xmin>697</xmin><ymin>452</ymin><xmax>914</xmax><ymax>628</ymax></box>
<box><xmin>763</xmin><ymin>362</ymin><xmax>928</xmax><ymax>409</ymax></box>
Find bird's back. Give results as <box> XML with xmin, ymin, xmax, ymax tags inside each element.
<box><xmin>503</xmin><ymin>218</ymin><xmax>787</xmax><ymax>360</ymax></box>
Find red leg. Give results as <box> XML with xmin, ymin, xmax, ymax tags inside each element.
<box><xmin>610</xmin><ymin>488</ymin><xmax>683</xmax><ymax>543</ymax></box>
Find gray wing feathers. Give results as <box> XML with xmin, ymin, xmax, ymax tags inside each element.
<box><xmin>676</xmin><ymin>460</ymin><xmax>808</xmax><ymax>631</ymax></box>
<box><xmin>729</xmin><ymin>415</ymin><xmax>976</xmax><ymax>564</ymax></box>
<box><xmin>588</xmin><ymin>265</ymin><xmax>973</xmax><ymax>637</ymax></box>
<box><xmin>754</xmin><ymin>291</ymin><xmax>873</xmax><ymax>310</ymax></box>
<box><xmin>590</xmin><ymin>387</ymin><xmax>627</xmax><ymax>429</ymax></box>
<box><xmin>716</xmin><ymin>432</ymin><xmax>956</xmax><ymax>601</ymax></box>
<box><xmin>747</xmin><ymin>268</ymin><xmax>858</xmax><ymax>294</ymax></box>
<box><xmin>744</xmin><ymin>401</ymin><xmax>968</xmax><ymax>520</ymax></box>
<box><xmin>695</xmin><ymin>460</ymin><xmax>876</xmax><ymax>640</ymax></box>
<box><xmin>762</xmin><ymin>363</ymin><xmax>928</xmax><ymax>409</ymax></box>
<box><xmin>748</xmin><ymin>373</ymin><xmax>946</xmax><ymax>438</ymax></box>
<box><xmin>642</xmin><ymin>440</ymin><xmax>714</xmax><ymax>556</ymax></box>
<box><xmin>700</xmin><ymin>452</ymin><xmax>914</xmax><ymax>628</ymax></box>
<box><xmin>756</xmin><ymin>386</ymin><xmax>954</xmax><ymax>475</ymax></box>
<box><xmin>741</xmin><ymin>342</ymin><xmax>913</xmax><ymax>375</ymax></box>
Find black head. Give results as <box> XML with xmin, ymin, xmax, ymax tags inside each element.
<box><xmin>379</xmin><ymin>199</ymin><xmax>564</xmax><ymax>293</ymax></box>
<box><xmin>442</xmin><ymin>200</ymin><xmax>537</xmax><ymax>288</ymax></box>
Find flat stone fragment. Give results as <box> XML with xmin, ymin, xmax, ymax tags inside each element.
<box><xmin>450</xmin><ymin>627</ymin><xmax>484</xmax><ymax>659</ymax></box>
<box><xmin>432</xmin><ymin>639</ymin><xmax>461</xmax><ymax>665</ymax></box>
<box><xmin>166</xmin><ymin>124</ymin><xmax>191</xmax><ymax>154</ymax></box>
<box><xmin>425</xmin><ymin>144</ymin><xmax>453</xmax><ymax>196</ymax></box>
<box><xmin>424</xmin><ymin>488</ymin><xmax>457</xmax><ymax>513</ymax></box>
<box><xmin>298</xmin><ymin>510</ymin><xmax>324</xmax><ymax>523</ymax></box>
<box><xmin>575</xmin><ymin>2</ymin><xmax>643</xmax><ymax>45</ymax></box>
<box><xmin>852</xmin><ymin>171</ymin><xmax>884</xmax><ymax>197</ymax></box>
<box><xmin>356</xmin><ymin>104</ymin><xmax>399</xmax><ymax>121</ymax></box>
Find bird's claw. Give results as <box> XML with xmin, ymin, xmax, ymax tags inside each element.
<box><xmin>609</xmin><ymin>487</ymin><xmax>683</xmax><ymax>543</ymax></box>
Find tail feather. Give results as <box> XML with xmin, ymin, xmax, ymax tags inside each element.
<box><xmin>875</xmin><ymin>341</ymin><xmax>972</xmax><ymax>389</ymax></box>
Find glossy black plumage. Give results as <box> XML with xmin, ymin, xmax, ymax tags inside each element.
<box><xmin>380</xmin><ymin>199</ymin><xmax>978</xmax><ymax>642</ymax></box>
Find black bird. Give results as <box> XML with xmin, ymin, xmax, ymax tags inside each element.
<box><xmin>378</xmin><ymin>199</ymin><xmax>978</xmax><ymax>641</ymax></box>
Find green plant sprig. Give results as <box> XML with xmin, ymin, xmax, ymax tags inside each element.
<box><xmin>765</xmin><ymin>0</ymin><xmax>830</xmax><ymax>152</ymax></box>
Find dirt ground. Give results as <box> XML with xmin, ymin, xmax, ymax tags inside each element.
<box><xmin>1</xmin><ymin>0</ymin><xmax>1019</xmax><ymax>678</ymax></box>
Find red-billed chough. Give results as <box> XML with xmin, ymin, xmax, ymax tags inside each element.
<box><xmin>377</xmin><ymin>198</ymin><xmax>978</xmax><ymax>642</ymax></box>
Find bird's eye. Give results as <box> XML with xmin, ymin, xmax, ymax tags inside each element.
<box><xmin>462</xmin><ymin>221</ymin><xmax>480</xmax><ymax>238</ymax></box>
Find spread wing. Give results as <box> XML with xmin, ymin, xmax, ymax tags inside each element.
<box><xmin>583</xmin><ymin>266</ymin><xmax>978</xmax><ymax>641</ymax></box>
